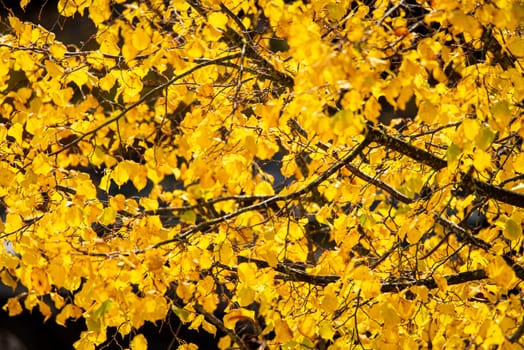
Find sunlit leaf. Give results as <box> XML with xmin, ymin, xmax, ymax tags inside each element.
<box><xmin>130</xmin><ymin>334</ymin><xmax>148</xmax><ymax>350</ymax></box>
<box><xmin>208</xmin><ymin>12</ymin><xmax>228</xmax><ymax>30</ymax></box>
<box><xmin>223</xmin><ymin>308</ymin><xmax>255</xmax><ymax>330</ymax></box>
<box><xmin>462</xmin><ymin>118</ymin><xmax>480</xmax><ymax>141</ymax></box>
<box><xmin>3</xmin><ymin>297</ymin><xmax>23</xmax><ymax>316</ymax></box>
<box><xmin>2</xmin><ymin>1</ymin><xmax>524</xmax><ymax>348</ymax></box>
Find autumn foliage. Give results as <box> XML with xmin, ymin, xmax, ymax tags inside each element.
<box><xmin>1</xmin><ymin>0</ymin><xmax>524</xmax><ymax>349</ymax></box>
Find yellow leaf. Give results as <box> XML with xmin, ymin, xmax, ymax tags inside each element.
<box><xmin>201</xmin><ymin>319</ymin><xmax>217</xmax><ymax>335</ymax></box>
<box><xmin>364</xmin><ymin>96</ymin><xmax>381</xmax><ymax>123</ymax></box>
<box><xmin>38</xmin><ymin>300</ymin><xmax>52</xmax><ymax>322</ymax></box>
<box><xmin>24</xmin><ymin>294</ymin><xmax>38</xmax><ymax>312</ymax></box>
<box><xmin>298</xmin><ymin>315</ymin><xmax>317</xmax><ymax>338</ymax></box>
<box><xmin>31</xmin><ymin>267</ymin><xmax>51</xmax><ymax>294</ymax></box>
<box><xmin>351</xmin><ymin>265</ymin><xmax>381</xmax><ymax>297</ymax></box>
<box><xmin>20</xmin><ymin>0</ymin><xmax>31</xmax><ymax>10</ymax></box>
<box><xmin>327</xmin><ymin>2</ymin><xmax>346</xmax><ymax>22</ymax></box>
<box><xmin>341</xmin><ymin>90</ymin><xmax>362</xmax><ymax>112</ymax></box>
<box><xmin>319</xmin><ymin>320</ymin><xmax>335</xmax><ymax>340</ymax></box>
<box><xmin>117</xmin><ymin>70</ymin><xmax>143</xmax><ymax>97</ymax></box>
<box><xmin>145</xmin><ymin>250</ymin><xmax>165</xmax><ymax>272</ymax></box>
<box><xmin>56</xmin><ymin>304</ymin><xmax>83</xmax><ymax>326</ymax></box>
<box><xmin>3</xmin><ymin>297</ymin><xmax>23</xmax><ymax>316</ymax></box>
<box><xmin>109</xmin><ymin>194</ymin><xmax>126</xmax><ymax>211</ymax></box>
<box><xmin>448</xmin><ymin>10</ymin><xmax>482</xmax><ymax>38</ymax></box>
<box><xmin>381</xmin><ymin>303</ymin><xmax>400</xmax><ymax>325</ymax></box>
<box><xmin>186</xmin><ymin>40</ymin><xmax>206</xmax><ymax>58</ymax></box>
<box><xmin>176</xmin><ymin>281</ymin><xmax>195</xmax><ymax>303</ymax></box>
<box><xmin>223</xmin><ymin>308</ymin><xmax>255</xmax><ymax>329</ymax></box>
<box><xmin>433</xmin><ymin>273</ymin><xmax>448</xmax><ymax>291</ymax></box>
<box><xmin>48</xmin><ymin>261</ymin><xmax>67</xmax><ymax>287</ymax></box>
<box><xmin>198</xmin><ymin>294</ymin><xmax>219</xmax><ymax>314</ymax></box>
<box><xmin>73</xmin><ymin>337</ymin><xmax>95</xmax><ymax>350</ymax></box>
<box><xmin>208</xmin><ymin>12</ymin><xmax>228</xmax><ymax>30</ymax></box>
<box><xmin>32</xmin><ymin>153</ymin><xmax>52</xmax><ymax>175</ymax></box>
<box><xmin>218</xmin><ymin>336</ymin><xmax>231</xmax><ymax>350</ymax></box>
<box><xmin>462</xmin><ymin>118</ymin><xmax>480</xmax><ymax>141</ymax></box>
<box><xmin>0</xmin><ymin>270</ymin><xmax>18</xmax><ymax>290</ymax></box>
<box><xmin>68</xmin><ymin>69</ymin><xmax>90</xmax><ymax>89</ymax></box>
<box><xmin>508</xmin><ymin>37</ymin><xmax>524</xmax><ymax>57</ymax></box>
<box><xmin>132</xmin><ymin>30</ymin><xmax>150</xmax><ymax>52</ymax></box>
<box><xmin>236</xmin><ymin>285</ymin><xmax>256</xmax><ymax>306</ymax></box>
<box><xmin>110</xmin><ymin>168</ymin><xmax>127</xmax><ymax>188</ymax></box>
<box><xmin>7</xmin><ymin>123</ymin><xmax>24</xmax><ymax>144</ymax></box>
<box><xmin>90</xmin><ymin>0</ymin><xmax>111</xmax><ymax>25</ymax></box>
<box><xmin>45</xmin><ymin>59</ymin><xmax>64</xmax><ymax>77</ymax></box>
<box><xmin>50</xmin><ymin>43</ymin><xmax>67</xmax><ymax>59</ymax></box>
<box><xmin>418</xmin><ymin>101</ymin><xmax>438</xmax><ymax>124</ymax></box>
<box><xmin>320</xmin><ymin>285</ymin><xmax>339</xmax><ymax>313</ymax></box>
<box><xmin>99</xmin><ymin>206</ymin><xmax>117</xmax><ymax>226</ymax></box>
<box><xmin>50</xmin><ymin>293</ymin><xmax>65</xmax><ymax>310</ymax></box>
<box><xmin>99</xmin><ymin>73</ymin><xmax>116</xmax><ymax>91</ymax></box>
<box><xmin>487</xmin><ymin>256</ymin><xmax>517</xmax><ymax>289</ymax></box>
<box><xmin>396</xmin><ymin>297</ymin><xmax>414</xmax><ymax>319</ymax></box>
<box><xmin>513</xmin><ymin>153</ymin><xmax>524</xmax><ymax>173</ymax></box>
<box><xmin>58</xmin><ymin>0</ymin><xmax>83</xmax><ymax>17</ymax></box>
<box><xmin>331</xmin><ymin>109</ymin><xmax>365</xmax><ymax>136</ymax></box>
<box><xmin>254</xmin><ymin>181</ymin><xmax>274</xmax><ymax>195</ymax></box>
<box><xmin>484</xmin><ymin>320</ymin><xmax>505</xmax><ymax>347</ymax></box>
<box><xmin>274</xmin><ymin>318</ymin><xmax>294</xmax><ymax>343</ymax></box>
<box><xmin>217</xmin><ymin>239</ymin><xmax>234</xmax><ymax>265</ymax></box>
<box><xmin>237</xmin><ymin>262</ymin><xmax>257</xmax><ymax>284</ymax></box>
<box><xmin>130</xmin><ymin>334</ymin><xmax>148</xmax><ymax>350</ymax></box>
<box><xmin>473</xmin><ymin>149</ymin><xmax>491</xmax><ymax>172</ymax></box>
<box><xmin>198</xmin><ymin>82</ymin><xmax>215</xmax><ymax>99</ymax></box>
<box><xmin>139</xmin><ymin>197</ymin><xmax>158</xmax><ymax>211</ymax></box>
<box><xmin>51</xmin><ymin>87</ymin><xmax>73</xmax><ymax>106</ymax></box>
<box><xmin>85</xmin><ymin>303</ymin><xmax>110</xmax><ymax>333</ymax></box>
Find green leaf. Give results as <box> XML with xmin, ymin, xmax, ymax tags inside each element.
<box><xmin>504</xmin><ymin>218</ymin><xmax>522</xmax><ymax>240</ymax></box>
<box><xmin>86</xmin><ymin>316</ymin><xmax>101</xmax><ymax>332</ymax></box>
<box><xmin>475</xmin><ymin>127</ymin><xmax>496</xmax><ymax>151</ymax></box>
<box><xmin>446</xmin><ymin>143</ymin><xmax>461</xmax><ymax>163</ymax></box>
<box><xmin>171</xmin><ymin>305</ymin><xmax>190</xmax><ymax>322</ymax></box>
<box><xmin>180</xmin><ymin>210</ymin><xmax>197</xmax><ymax>224</ymax></box>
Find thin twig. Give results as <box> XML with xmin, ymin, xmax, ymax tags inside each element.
<box><xmin>49</xmin><ymin>53</ymin><xmax>242</xmax><ymax>156</ymax></box>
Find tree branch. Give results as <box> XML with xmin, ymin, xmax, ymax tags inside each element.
<box><xmin>49</xmin><ymin>53</ymin><xmax>242</xmax><ymax>156</ymax></box>
<box><xmin>141</xmin><ymin>137</ymin><xmax>371</xmax><ymax>249</ymax></box>
<box><xmin>367</xmin><ymin>126</ymin><xmax>447</xmax><ymax>170</ymax></box>
<box><xmin>237</xmin><ymin>256</ymin><xmax>489</xmax><ymax>292</ymax></box>
<box><xmin>367</xmin><ymin>126</ymin><xmax>524</xmax><ymax>208</ymax></box>
<box><xmin>509</xmin><ymin>316</ymin><xmax>524</xmax><ymax>343</ymax></box>
<box><xmin>380</xmin><ymin>269</ymin><xmax>488</xmax><ymax>293</ymax></box>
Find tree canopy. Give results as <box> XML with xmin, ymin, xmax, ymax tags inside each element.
<box><xmin>1</xmin><ymin>0</ymin><xmax>524</xmax><ymax>349</ymax></box>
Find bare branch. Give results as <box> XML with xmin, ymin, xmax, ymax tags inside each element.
<box><xmin>49</xmin><ymin>53</ymin><xmax>242</xmax><ymax>156</ymax></box>
<box><xmin>238</xmin><ymin>255</ymin><xmax>489</xmax><ymax>292</ymax></box>
<box><xmin>367</xmin><ymin>126</ymin><xmax>524</xmax><ymax>208</ymax></box>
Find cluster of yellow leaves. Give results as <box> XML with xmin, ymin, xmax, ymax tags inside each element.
<box><xmin>0</xmin><ymin>0</ymin><xmax>523</xmax><ymax>349</ymax></box>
